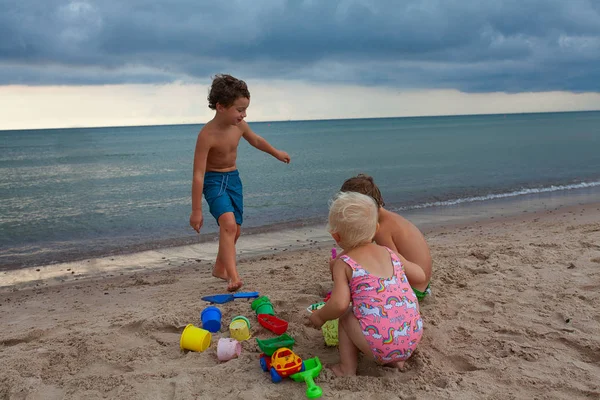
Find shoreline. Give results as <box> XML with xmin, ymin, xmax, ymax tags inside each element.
<box><xmin>3</xmin><ymin>183</ymin><xmax>600</xmax><ymax>273</ymax></box>
<box><xmin>0</xmin><ymin>224</ymin><xmax>333</xmax><ymax>290</ymax></box>
<box><xmin>3</xmin><ymin>198</ymin><xmax>599</xmax><ymax>292</ymax></box>
<box><xmin>0</xmin><ymin>216</ymin><xmax>328</xmax><ymax>272</ymax></box>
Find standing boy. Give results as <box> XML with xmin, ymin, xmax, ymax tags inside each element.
<box><xmin>190</xmin><ymin>74</ymin><xmax>290</xmax><ymax>291</ymax></box>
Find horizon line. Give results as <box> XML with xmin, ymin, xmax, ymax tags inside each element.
<box><xmin>1</xmin><ymin>108</ymin><xmax>599</xmax><ymax>133</ymax></box>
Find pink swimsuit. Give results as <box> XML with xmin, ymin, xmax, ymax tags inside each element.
<box><xmin>341</xmin><ymin>247</ymin><xmax>423</xmax><ymax>363</ymax></box>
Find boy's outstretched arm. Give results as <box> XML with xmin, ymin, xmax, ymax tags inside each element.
<box><xmin>190</xmin><ymin>132</ymin><xmax>210</xmax><ymax>233</ymax></box>
<box><xmin>240</xmin><ymin>121</ymin><xmax>290</xmax><ymax>163</ymax></box>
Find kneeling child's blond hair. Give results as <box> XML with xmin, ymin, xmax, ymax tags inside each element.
<box><xmin>327</xmin><ymin>191</ymin><xmax>378</xmax><ymax>249</ymax></box>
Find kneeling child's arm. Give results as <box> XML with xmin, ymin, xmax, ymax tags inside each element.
<box><xmin>310</xmin><ymin>259</ymin><xmax>351</xmax><ymax>328</ymax></box>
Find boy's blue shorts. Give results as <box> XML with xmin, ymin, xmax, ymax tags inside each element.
<box><xmin>203</xmin><ymin>170</ymin><xmax>243</xmax><ymax>226</ymax></box>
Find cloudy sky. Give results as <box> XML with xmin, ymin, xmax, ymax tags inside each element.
<box><xmin>2</xmin><ymin>0</ymin><xmax>600</xmax><ymax>129</ymax></box>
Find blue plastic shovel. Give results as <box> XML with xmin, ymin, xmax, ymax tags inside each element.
<box><xmin>201</xmin><ymin>291</ymin><xmax>260</xmax><ymax>304</ymax></box>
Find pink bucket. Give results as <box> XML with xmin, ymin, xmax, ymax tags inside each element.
<box><xmin>217</xmin><ymin>338</ymin><xmax>241</xmax><ymax>362</ymax></box>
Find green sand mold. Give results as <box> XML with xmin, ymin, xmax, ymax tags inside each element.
<box><xmin>251</xmin><ymin>296</ymin><xmax>271</xmax><ymax>310</ymax></box>
<box><xmin>251</xmin><ymin>296</ymin><xmax>274</xmax><ymax>315</ymax></box>
<box><xmin>255</xmin><ymin>333</ymin><xmax>295</xmax><ymax>356</ymax></box>
<box><xmin>291</xmin><ymin>357</ymin><xmax>323</xmax><ymax>399</ymax></box>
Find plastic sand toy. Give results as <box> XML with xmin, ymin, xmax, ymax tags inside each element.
<box><xmin>257</xmin><ymin>314</ymin><xmax>288</xmax><ymax>335</ymax></box>
<box><xmin>229</xmin><ymin>318</ymin><xmax>251</xmax><ymax>341</ymax></box>
<box><xmin>306</xmin><ymin>302</ymin><xmax>339</xmax><ymax>346</ymax></box>
<box><xmin>217</xmin><ymin>338</ymin><xmax>242</xmax><ymax>361</ymax></box>
<box><xmin>231</xmin><ymin>315</ymin><xmax>251</xmax><ymax>329</ymax></box>
<box><xmin>320</xmin><ymin>319</ymin><xmax>338</xmax><ymax>347</ymax></box>
<box><xmin>290</xmin><ymin>357</ymin><xmax>323</xmax><ymax>399</ymax></box>
<box><xmin>200</xmin><ymin>306</ymin><xmax>222</xmax><ymax>333</ymax></box>
<box><xmin>251</xmin><ymin>296</ymin><xmax>275</xmax><ymax>315</ymax></box>
<box><xmin>259</xmin><ymin>347</ymin><xmax>304</xmax><ymax>383</ymax></box>
<box><xmin>201</xmin><ymin>291</ymin><xmax>259</xmax><ymax>304</ymax></box>
<box><xmin>179</xmin><ymin>324</ymin><xmax>211</xmax><ymax>352</ymax></box>
<box><xmin>256</xmin><ymin>333</ymin><xmax>295</xmax><ymax>356</ymax></box>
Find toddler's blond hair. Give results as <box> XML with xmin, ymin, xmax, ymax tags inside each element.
<box><xmin>327</xmin><ymin>191</ymin><xmax>378</xmax><ymax>249</ymax></box>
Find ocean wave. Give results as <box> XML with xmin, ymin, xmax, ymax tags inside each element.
<box><xmin>396</xmin><ymin>180</ymin><xmax>600</xmax><ymax>211</ymax></box>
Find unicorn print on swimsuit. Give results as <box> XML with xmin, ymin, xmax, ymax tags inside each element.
<box><xmin>358</xmin><ymin>303</ymin><xmax>387</xmax><ymax>323</ymax></box>
<box><xmin>388</xmin><ymin>314</ymin><xmax>408</xmax><ymax>324</ymax></box>
<box><xmin>362</xmin><ymin>324</ymin><xmax>383</xmax><ymax>339</ymax></box>
<box><xmin>342</xmin><ymin>255</ymin><xmax>370</xmax><ymax>279</ymax></box>
<box><xmin>334</xmin><ymin>245</ymin><xmax>423</xmax><ymax>369</ymax></box>
<box><xmin>382</xmin><ymin>321</ymin><xmax>411</xmax><ymax>345</ymax></box>
<box><xmin>399</xmin><ymin>271</ymin><xmax>407</xmax><ymax>284</ymax></box>
<box><xmin>354</xmin><ymin>282</ymin><xmax>375</xmax><ymax>294</ymax></box>
<box><xmin>390</xmin><ymin>257</ymin><xmax>408</xmax><ymax>284</ymax></box>
<box><xmin>351</xmin><ymin>267</ymin><xmax>370</xmax><ymax>278</ymax></box>
<box><xmin>371</xmin><ymin>348</ymin><xmax>386</xmax><ymax>360</ymax></box>
<box><xmin>413</xmin><ymin>317</ymin><xmax>423</xmax><ymax>333</ymax></box>
<box><xmin>376</xmin><ymin>275</ymin><xmax>399</xmax><ymax>293</ymax></box>
<box><xmin>383</xmin><ymin>296</ymin><xmax>402</xmax><ymax>310</ymax></box>
<box><xmin>381</xmin><ymin>349</ymin><xmax>405</xmax><ymax>362</ymax></box>
<box><xmin>399</xmin><ymin>296</ymin><xmax>419</xmax><ymax>312</ymax></box>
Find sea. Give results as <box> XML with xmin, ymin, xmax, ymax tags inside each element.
<box><xmin>1</xmin><ymin>111</ymin><xmax>600</xmax><ymax>270</ymax></box>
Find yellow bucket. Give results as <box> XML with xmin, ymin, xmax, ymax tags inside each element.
<box><xmin>180</xmin><ymin>324</ymin><xmax>211</xmax><ymax>352</ymax></box>
<box><xmin>229</xmin><ymin>319</ymin><xmax>251</xmax><ymax>341</ymax></box>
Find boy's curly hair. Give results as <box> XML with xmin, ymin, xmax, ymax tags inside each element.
<box><xmin>340</xmin><ymin>174</ymin><xmax>385</xmax><ymax>208</ymax></box>
<box><xmin>207</xmin><ymin>74</ymin><xmax>250</xmax><ymax>110</ymax></box>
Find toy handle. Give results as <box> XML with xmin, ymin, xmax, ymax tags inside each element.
<box><xmin>331</xmin><ymin>248</ymin><xmax>337</xmax><ymax>259</ymax></box>
<box><xmin>233</xmin><ymin>291</ymin><xmax>260</xmax><ymax>299</ymax></box>
<box><xmin>304</xmin><ymin>376</ymin><xmax>323</xmax><ymax>399</ymax></box>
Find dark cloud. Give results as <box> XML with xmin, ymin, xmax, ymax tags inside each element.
<box><xmin>1</xmin><ymin>0</ymin><xmax>599</xmax><ymax>92</ymax></box>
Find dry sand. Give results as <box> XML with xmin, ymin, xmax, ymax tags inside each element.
<box><xmin>1</xmin><ymin>203</ymin><xmax>600</xmax><ymax>400</ymax></box>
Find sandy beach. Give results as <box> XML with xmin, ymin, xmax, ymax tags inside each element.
<box><xmin>1</xmin><ymin>203</ymin><xmax>600</xmax><ymax>400</ymax></box>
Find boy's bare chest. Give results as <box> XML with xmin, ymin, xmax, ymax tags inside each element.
<box><xmin>211</xmin><ymin>127</ymin><xmax>242</xmax><ymax>148</ymax></box>
<box><xmin>212</xmin><ymin>138</ymin><xmax>241</xmax><ymax>153</ymax></box>
<box><xmin>207</xmin><ymin>131</ymin><xmax>243</xmax><ymax>163</ymax></box>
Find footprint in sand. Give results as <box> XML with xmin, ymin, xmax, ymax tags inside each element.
<box><xmin>449</xmin><ymin>355</ymin><xmax>481</xmax><ymax>372</ymax></box>
<box><xmin>0</xmin><ymin>328</ymin><xmax>47</xmax><ymax>347</ymax></box>
<box><xmin>118</xmin><ymin>316</ymin><xmax>182</xmax><ymax>335</ymax></box>
<box><xmin>299</xmin><ymin>283</ymin><xmax>326</xmax><ymax>296</ymax></box>
<box><xmin>556</xmin><ymin>337</ymin><xmax>600</xmax><ymax>364</ymax></box>
<box><xmin>471</xmin><ymin>300</ymin><xmax>495</xmax><ymax>315</ymax></box>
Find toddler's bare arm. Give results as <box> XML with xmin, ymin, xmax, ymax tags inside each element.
<box><xmin>312</xmin><ymin>260</ymin><xmax>351</xmax><ymax>327</ymax></box>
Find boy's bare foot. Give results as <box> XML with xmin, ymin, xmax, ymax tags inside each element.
<box><xmin>328</xmin><ymin>364</ymin><xmax>356</xmax><ymax>377</ymax></box>
<box><xmin>212</xmin><ymin>259</ymin><xmax>228</xmax><ymax>281</ymax></box>
<box><xmin>227</xmin><ymin>279</ymin><xmax>243</xmax><ymax>292</ymax></box>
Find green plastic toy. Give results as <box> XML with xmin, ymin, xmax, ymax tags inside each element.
<box><xmin>290</xmin><ymin>357</ymin><xmax>323</xmax><ymax>399</ymax></box>
<box><xmin>256</xmin><ymin>333</ymin><xmax>295</xmax><ymax>356</ymax></box>
<box><xmin>251</xmin><ymin>296</ymin><xmax>275</xmax><ymax>315</ymax></box>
